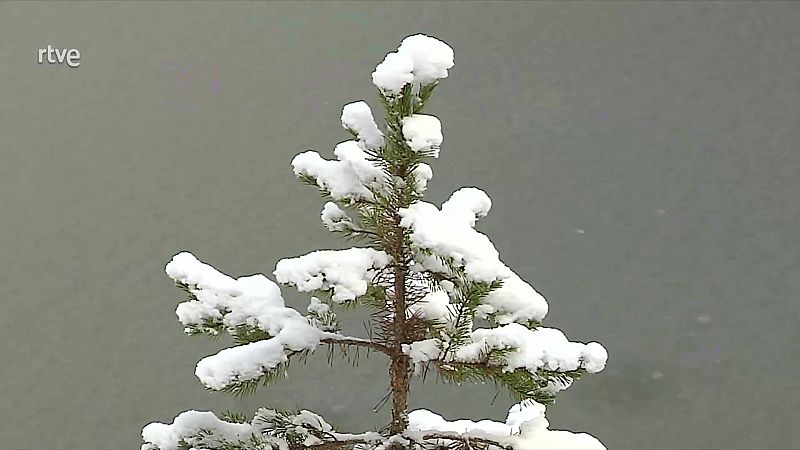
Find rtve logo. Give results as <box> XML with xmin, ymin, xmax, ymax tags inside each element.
<box><xmin>38</xmin><ymin>45</ymin><xmax>81</xmax><ymax>68</ymax></box>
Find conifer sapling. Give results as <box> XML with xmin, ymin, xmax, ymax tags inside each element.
<box><xmin>142</xmin><ymin>34</ymin><xmax>609</xmax><ymax>450</ymax></box>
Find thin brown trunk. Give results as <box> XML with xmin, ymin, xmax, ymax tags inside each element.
<box><xmin>389</xmin><ymin>354</ymin><xmax>410</xmax><ymax>435</ymax></box>
<box><xmin>388</xmin><ymin>187</ymin><xmax>410</xmax><ymax>444</ymax></box>
<box><xmin>389</xmin><ymin>261</ymin><xmax>410</xmax><ymax>436</ymax></box>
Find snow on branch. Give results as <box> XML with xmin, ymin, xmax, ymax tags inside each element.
<box><xmin>142</xmin><ymin>408</ymin><xmax>386</xmax><ymax>450</ymax></box>
<box><xmin>412</xmin><ymin>163</ymin><xmax>433</xmax><ymax>194</ymax></box>
<box><xmin>195</xmin><ymin>324</ymin><xmax>318</xmax><ymax>391</ymax></box>
<box><xmin>274</xmin><ymin>247</ymin><xmax>393</xmax><ymax>303</ymax></box>
<box><xmin>401</xmin><ymin>188</ymin><xmax>549</xmax><ymax>325</ymax></box>
<box><xmin>401</xmin><ymin>187</ymin><xmax>504</xmax><ymax>283</ymax></box>
<box><xmin>477</xmin><ymin>271</ymin><xmax>549</xmax><ymax>326</ymax></box>
<box><xmin>406</xmin><ymin>400</ymin><xmax>606</xmax><ymax>450</ymax></box>
<box><xmin>406</xmin><ymin>289</ymin><xmax>457</xmax><ymax>326</ymax></box>
<box><xmin>292</xmin><ymin>140</ymin><xmax>388</xmax><ymax>203</ymax></box>
<box><xmin>441</xmin><ymin>187</ymin><xmax>492</xmax><ymax>226</ymax></box>
<box><xmin>341</xmin><ymin>101</ymin><xmax>384</xmax><ymax>150</ymax></box>
<box><xmin>405</xmin><ymin>323</ymin><xmax>607</xmax><ymax>373</ymax></box>
<box><xmin>166</xmin><ymin>252</ymin><xmax>297</xmax><ymax>337</ymax></box>
<box><xmin>372</xmin><ymin>34</ymin><xmax>454</xmax><ymax>95</ymax></box>
<box><xmin>320</xmin><ymin>202</ymin><xmax>355</xmax><ymax>232</ymax></box>
<box><xmin>142</xmin><ymin>410</ymin><xmax>253</xmax><ymax>450</ymax></box>
<box><xmin>401</xmin><ymin>114</ymin><xmax>442</xmax><ymax>158</ymax></box>
<box><xmin>166</xmin><ymin>252</ymin><xmax>389</xmax><ymax>391</ymax></box>
<box><xmin>142</xmin><ymin>401</ymin><xmax>604</xmax><ymax>450</ymax></box>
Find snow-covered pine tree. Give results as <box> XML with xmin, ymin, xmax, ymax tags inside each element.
<box><xmin>142</xmin><ymin>34</ymin><xmax>608</xmax><ymax>450</ymax></box>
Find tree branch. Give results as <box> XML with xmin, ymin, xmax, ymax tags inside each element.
<box><xmin>320</xmin><ymin>333</ymin><xmax>391</xmax><ymax>355</ymax></box>
<box><xmin>302</xmin><ymin>431</ymin><xmax>513</xmax><ymax>450</ymax></box>
<box><xmin>411</xmin><ymin>432</ymin><xmax>513</xmax><ymax>449</ymax></box>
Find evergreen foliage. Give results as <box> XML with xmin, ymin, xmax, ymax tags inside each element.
<box><xmin>142</xmin><ymin>34</ymin><xmax>607</xmax><ymax>450</ymax></box>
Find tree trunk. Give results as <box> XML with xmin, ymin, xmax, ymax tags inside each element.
<box><xmin>389</xmin><ymin>350</ymin><xmax>410</xmax><ymax>435</ymax></box>
<box><xmin>389</xmin><ymin>208</ymin><xmax>410</xmax><ymax>444</ymax></box>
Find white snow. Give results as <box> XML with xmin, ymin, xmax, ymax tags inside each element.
<box><xmin>165</xmin><ymin>252</ymin><xmax>378</xmax><ymax>391</ymax></box>
<box><xmin>144</xmin><ymin>408</ymin><xmax>392</xmax><ymax>450</ymax></box>
<box><xmin>274</xmin><ymin>247</ymin><xmax>392</xmax><ymax>303</ymax></box>
<box><xmin>307</xmin><ymin>297</ymin><xmax>331</xmax><ymax>316</ymax></box>
<box><xmin>321</xmin><ymin>201</ymin><xmax>353</xmax><ymax>232</ymax></box>
<box><xmin>141</xmin><ymin>400</ymin><xmax>605</xmax><ymax>450</ymax></box>
<box><xmin>413</xmin><ymin>163</ymin><xmax>434</xmax><ymax>193</ymax></box>
<box><xmin>195</xmin><ymin>338</ymin><xmax>290</xmax><ymax>390</ymax></box>
<box><xmin>397</xmin><ymin>35</ymin><xmax>455</xmax><ymax>86</ymax></box>
<box><xmin>141</xmin><ymin>410</ymin><xmax>253</xmax><ymax>450</ymax></box>
<box><xmin>402</xmin><ymin>114</ymin><xmax>443</xmax><ymax>157</ymax></box>
<box><xmin>407</xmin><ymin>289</ymin><xmax>457</xmax><ymax>325</ymax></box>
<box><xmin>441</xmin><ymin>187</ymin><xmax>492</xmax><ymax>226</ymax></box>
<box><xmin>166</xmin><ymin>252</ymin><xmax>290</xmax><ymax>333</ymax></box>
<box><xmin>505</xmin><ymin>400</ymin><xmax>547</xmax><ymax>434</ymax></box>
<box><xmin>166</xmin><ymin>252</ymin><xmax>322</xmax><ymax>390</ymax></box>
<box><xmin>403</xmin><ymin>323</ymin><xmax>607</xmax><ymax>377</ymax></box>
<box><xmin>372</xmin><ymin>34</ymin><xmax>454</xmax><ymax>94</ymax></box>
<box><xmin>403</xmin><ymin>338</ymin><xmax>442</xmax><ymax>365</ymax></box>
<box><xmin>477</xmin><ymin>271</ymin><xmax>549</xmax><ymax>325</ymax></box>
<box><xmin>407</xmin><ymin>400</ymin><xmax>605</xmax><ymax>450</ymax></box>
<box><xmin>167</xmin><ymin>252</ymin><xmax>249</xmax><ymax>300</ymax></box>
<box><xmin>400</xmin><ymin>188</ymin><xmax>508</xmax><ymax>283</ymax></box>
<box><xmin>335</xmin><ymin>141</ymin><xmax>386</xmax><ymax>188</ymax></box>
<box><xmin>407</xmin><ymin>408</ymin><xmax>510</xmax><ymax>440</ymax></box>
<box><xmin>341</xmin><ymin>101</ymin><xmax>384</xmax><ymax>150</ymax></box>
<box><xmin>142</xmin><ymin>403</ymin><xmax>604</xmax><ymax>450</ymax></box>
<box><xmin>292</xmin><ymin>409</ymin><xmax>334</xmax><ymax>432</ymax></box>
<box><xmin>372</xmin><ymin>51</ymin><xmax>415</xmax><ymax>95</ymax></box>
<box><xmin>400</xmin><ymin>188</ymin><xmax>550</xmax><ymax>326</ymax></box>
<box><xmin>580</xmin><ymin>341</ymin><xmax>609</xmax><ymax>374</ymax></box>
<box><xmin>292</xmin><ymin>140</ymin><xmax>387</xmax><ymax>202</ymax></box>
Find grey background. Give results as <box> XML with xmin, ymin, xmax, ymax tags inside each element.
<box><xmin>1</xmin><ymin>2</ymin><xmax>798</xmax><ymax>449</ymax></box>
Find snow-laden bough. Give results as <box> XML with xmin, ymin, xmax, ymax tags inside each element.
<box><xmin>142</xmin><ymin>400</ymin><xmax>605</xmax><ymax>450</ymax></box>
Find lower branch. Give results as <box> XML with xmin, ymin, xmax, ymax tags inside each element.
<box><xmin>412</xmin><ymin>432</ymin><xmax>513</xmax><ymax>449</ymax></box>
<box><xmin>302</xmin><ymin>431</ymin><xmax>513</xmax><ymax>450</ymax></box>
<box><xmin>320</xmin><ymin>334</ymin><xmax>391</xmax><ymax>355</ymax></box>
<box><xmin>306</xmin><ymin>431</ymin><xmax>513</xmax><ymax>450</ymax></box>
